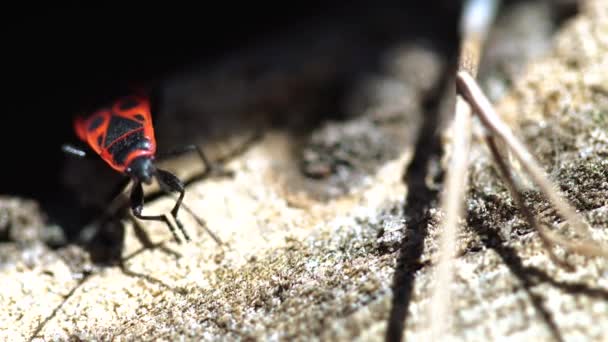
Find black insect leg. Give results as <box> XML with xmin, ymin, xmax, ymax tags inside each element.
<box><xmin>155</xmin><ymin>168</ymin><xmax>191</xmax><ymax>243</ymax></box>
<box><xmin>77</xmin><ymin>177</ymin><xmax>133</xmax><ymax>246</ymax></box>
<box><xmin>107</xmin><ymin>177</ymin><xmax>133</xmax><ymax>204</ymax></box>
<box><xmin>130</xmin><ymin>180</ymin><xmax>184</xmax><ymax>244</ymax></box>
<box><xmin>157</xmin><ymin>144</ymin><xmax>234</xmax><ymax>179</ymax></box>
<box><xmin>99</xmin><ymin>176</ymin><xmax>134</xmax><ymax>219</ymax></box>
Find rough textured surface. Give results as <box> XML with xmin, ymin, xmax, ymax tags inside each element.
<box><xmin>1</xmin><ymin>1</ymin><xmax>607</xmax><ymax>341</ymax></box>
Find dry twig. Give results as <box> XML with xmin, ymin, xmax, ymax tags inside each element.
<box><xmin>429</xmin><ymin>0</ymin><xmax>608</xmax><ymax>339</ymax></box>
<box><xmin>456</xmin><ymin>71</ymin><xmax>608</xmax><ymax>259</ymax></box>
<box><xmin>429</xmin><ymin>0</ymin><xmax>499</xmax><ymax>339</ymax></box>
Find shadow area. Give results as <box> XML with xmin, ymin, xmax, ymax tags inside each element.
<box><xmin>28</xmin><ymin>271</ymin><xmax>91</xmax><ymax>342</ymax></box>
<box><xmin>117</xmin><ymin>220</ymin><xmax>189</xmax><ymax>295</ymax></box>
<box><xmin>471</xmin><ymin>214</ymin><xmax>608</xmax><ymax>342</ymax></box>
<box><xmin>384</xmin><ymin>67</ymin><xmax>453</xmax><ymax>342</ymax></box>
<box><xmin>28</xmin><ymin>217</ymin><xmax>190</xmax><ymax>341</ymax></box>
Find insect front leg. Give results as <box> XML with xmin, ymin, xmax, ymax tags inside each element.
<box><xmin>130</xmin><ymin>180</ymin><xmax>185</xmax><ymax>244</ymax></box>
<box><xmin>157</xmin><ymin>144</ymin><xmax>234</xmax><ymax>179</ymax></box>
<box><xmin>155</xmin><ymin>169</ymin><xmax>191</xmax><ymax>242</ymax></box>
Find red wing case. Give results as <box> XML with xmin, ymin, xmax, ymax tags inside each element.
<box><xmin>74</xmin><ymin>94</ymin><xmax>157</xmax><ymax>173</ymax></box>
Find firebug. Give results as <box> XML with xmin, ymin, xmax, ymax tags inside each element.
<box><xmin>62</xmin><ymin>91</ymin><xmax>232</xmax><ymax>244</ymax></box>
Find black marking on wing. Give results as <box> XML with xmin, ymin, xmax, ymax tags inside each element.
<box><xmin>88</xmin><ymin>115</ymin><xmax>105</xmax><ymax>132</ymax></box>
<box><xmin>104</xmin><ymin>115</ymin><xmax>143</xmax><ymax>147</ymax></box>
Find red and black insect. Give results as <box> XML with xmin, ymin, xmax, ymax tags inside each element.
<box><xmin>62</xmin><ymin>91</ymin><xmax>229</xmax><ymax>244</ymax></box>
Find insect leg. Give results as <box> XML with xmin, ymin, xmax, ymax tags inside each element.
<box><xmin>155</xmin><ymin>168</ymin><xmax>191</xmax><ymax>242</ymax></box>
<box><xmin>130</xmin><ymin>180</ymin><xmax>184</xmax><ymax>244</ymax></box>
<box><xmin>157</xmin><ymin>145</ymin><xmax>234</xmax><ymax>178</ymax></box>
<box><xmin>107</xmin><ymin>177</ymin><xmax>133</xmax><ymax>204</ymax></box>
<box><xmin>97</xmin><ymin>176</ymin><xmax>133</xmax><ymax>220</ymax></box>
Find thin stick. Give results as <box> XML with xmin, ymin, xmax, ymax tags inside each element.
<box><xmin>537</xmin><ymin>223</ymin><xmax>608</xmax><ymax>258</ymax></box>
<box><xmin>430</xmin><ymin>95</ymin><xmax>472</xmax><ymax>340</ymax></box>
<box><xmin>485</xmin><ymin>136</ymin><xmax>575</xmax><ymax>270</ymax></box>
<box><xmin>456</xmin><ymin>71</ymin><xmax>608</xmax><ymax>258</ymax></box>
<box><xmin>429</xmin><ymin>0</ymin><xmax>499</xmax><ymax>340</ymax></box>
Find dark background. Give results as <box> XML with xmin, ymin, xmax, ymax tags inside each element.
<box><xmin>4</xmin><ymin>3</ymin><xmax>353</xmax><ymax>193</ymax></box>
<box><xmin>3</xmin><ymin>1</ymin><xmax>463</xmax><ymax>224</ymax></box>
